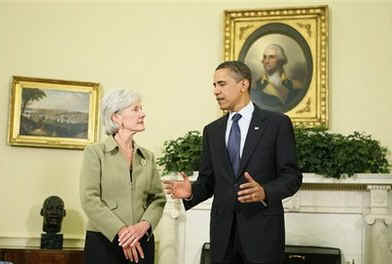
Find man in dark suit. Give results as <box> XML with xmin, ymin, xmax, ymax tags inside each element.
<box><xmin>164</xmin><ymin>61</ymin><xmax>302</xmax><ymax>264</ymax></box>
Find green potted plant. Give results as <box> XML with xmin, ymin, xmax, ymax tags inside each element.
<box><xmin>157</xmin><ymin>127</ymin><xmax>390</xmax><ymax>180</ymax></box>
<box><xmin>294</xmin><ymin>126</ymin><xmax>390</xmax><ymax>178</ymax></box>
<box><xmin>157</xmin><ymin>130</ymin><xmax>202</xmax><ymax>178</ymax></box>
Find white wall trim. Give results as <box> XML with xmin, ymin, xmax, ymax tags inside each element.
<box><xmin>302</xmin><ymin>173</ymin><xmax>392</xmax><ymax>184</ymax></box>
<box><xmin>0</xmin><ymin>236</ymin><xmax>84</xmax><ymax>249</ymax></box>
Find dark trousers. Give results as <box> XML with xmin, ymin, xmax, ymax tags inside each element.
<box><xmin>84</xmin><ymin>231</ymin><xmax>154</xmax><ymax>264</ymax></box>
<box><xmin>212</xmin><ymin>217</ymin><xmax>282</xmax><ymax>264</ymax></box>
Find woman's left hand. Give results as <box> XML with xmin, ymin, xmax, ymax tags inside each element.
<box><xmin>123</xmin><ymin>242</ymin><xmax>144</xmax><ymax>263</ymax></box>
<box><xmin>118</xmin><ymin>220</ymin><xmax>151</xmax><ymax>248</ymax></box>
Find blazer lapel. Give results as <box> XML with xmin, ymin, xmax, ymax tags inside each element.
<box><xmin>214</xmin><ymin>114</ymin><xmax>236</xmax><ymax>182</ymax></box>
<box><xmin>238</xmin><ymin>107</ymin><xmax>268</xmax><ymax>177</ymax></box>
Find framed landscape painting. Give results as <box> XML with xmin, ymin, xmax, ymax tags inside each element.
<box><xmin>224</xmin><ymin>6</ymin><xmax>329</xmax><ymax>127</ymax></box>
<box><xmin>8</xmin><ymin>76</ymin><xmax>100</xmax><ymax>149</ymax></box>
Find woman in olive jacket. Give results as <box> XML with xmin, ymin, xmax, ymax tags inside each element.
<box><xmin>80</xmin><ymin>89</ymin><xmax>166</xmax><ymax>264</ymax></box>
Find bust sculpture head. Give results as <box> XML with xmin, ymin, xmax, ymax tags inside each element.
<box><xmin>40</xmin><ymin>196</ymin><xmax>66</xmax><ymax>234</ymax></box>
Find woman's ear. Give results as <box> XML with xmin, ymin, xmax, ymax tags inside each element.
<box><xmin>111</xmin><ymin>113</ymin><xmax>122</xmax><ymax>127</ymax></box>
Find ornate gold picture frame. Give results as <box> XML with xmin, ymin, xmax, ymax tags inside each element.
<box><xmin>8</xmin><ymin>76</ymin><xmax>100</xmax><ymax>149</ymax></box>
<box><xmin>224</xmin><ymin>6</ymin><xmax>329</xmax><ymax>127</ymax></box>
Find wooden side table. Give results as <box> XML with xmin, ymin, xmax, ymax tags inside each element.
<box><xmin>0</xmin><ymin>247</ymin><xmax>84</xmax><ymax>264</ymax></box>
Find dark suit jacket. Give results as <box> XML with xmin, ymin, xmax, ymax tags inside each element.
<box><xmin>184</xmin><ymin>105</ymin><xmax>302</xmax><ymax>263</ymax></box>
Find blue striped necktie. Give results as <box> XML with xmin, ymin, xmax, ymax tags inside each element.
<box><xmin>228</xmin><ymin>113</ymin><xmax>241</xmax><ymax>177</ymax></box>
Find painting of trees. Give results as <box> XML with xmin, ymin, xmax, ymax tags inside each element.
<box><xmin>21</xmin><ymin>88</ymin><xmax>47</xmax><ymax>115</ymax></box>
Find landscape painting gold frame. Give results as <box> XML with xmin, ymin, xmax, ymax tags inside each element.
<box><xmin>8</xmin><ymin>76</ymin><xmax>100</xmax><ymax>149</ymax></box>
<box><xmin>224</xmin><ymin>6</ymin><xmax>329</xmax><ymax>127</ymax></box>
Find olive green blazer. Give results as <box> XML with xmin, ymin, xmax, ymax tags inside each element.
<box><xmin>80</xmin><ymin>136</ymin><xmax>166</xmax><ymax>241</ymax></box>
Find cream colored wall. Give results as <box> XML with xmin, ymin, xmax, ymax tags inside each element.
<box><xmin>0</xmin><ymin>0</ymin><xmax>391</xmax><ymax>246</ymax></box>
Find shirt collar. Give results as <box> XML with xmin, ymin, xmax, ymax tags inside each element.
<box><xmin>103</xmin><ymin>135</ymin><xmax>146</xmax><ymax>159</ymax></box>
<box><xmin>261</xmin><ymin>70</ymin><xmax>288</xmax><ymax>82</ymax></box>
<box><xmin>228</xmin><ymin>101</ymin><xmax>254</xmax><ymax>121</ymax></box>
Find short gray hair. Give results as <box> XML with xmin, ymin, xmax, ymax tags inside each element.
<box><xmin>101</xmin><ymin>89</ymin><xmax>141</xmax><ymax>135</ymax></box>
<box><xmin>264</xmin><ymin>44</ymin><xmax>288</xmax><ymax>65</ymax></box>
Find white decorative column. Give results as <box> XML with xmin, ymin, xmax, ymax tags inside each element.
<box><xmin>155</xmin><ymin>173</ymin><xmax>187</xmax><ymax>264</ymax></box>
<box><xmin>155</xmin><ymin>196</ymin><xmax>186</xmax><ymax>264</ymax></box>
<box><xmin>364</xmin><ymin>185</ymin><xmax>392</xmax><ymax>264</ymax></box>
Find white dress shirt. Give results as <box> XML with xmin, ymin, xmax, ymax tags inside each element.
<box><xmin>225</xmin><ymin>101</ymin><xmax>254</xmax><ymax>158</ymax></box>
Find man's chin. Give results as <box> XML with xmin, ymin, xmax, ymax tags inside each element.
<box><xmin>217</xmin><ymin>102</ymin><xmax>227</xmax><ymax>111</ymax></box>
<box><xmin>265</xmin><ymin>68</ymin><xmax>278</xmax><ymax>75</ymax></box>
<box><xmin>265</xmin><ymin>70</ymin><xmax>274</xmax><ymax>75</ymax></box>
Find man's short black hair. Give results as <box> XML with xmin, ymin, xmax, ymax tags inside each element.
<box><xmin>216</xmin><ymin>61</ymin><xmax>252</xmax><ymax>89</ymax></box>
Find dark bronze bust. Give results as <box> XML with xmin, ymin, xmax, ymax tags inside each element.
<box><xmin>40</xmin><ymin>196</ymin><xmax>66</xmax><ymax>249</ymax></box>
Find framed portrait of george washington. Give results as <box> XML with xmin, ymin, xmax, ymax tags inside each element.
<box><xmin>224</xmin><ymin>6</ymin><xmax>329</xmax><ymax>127</ymax></box>
<box><xmin>8</xmin><ymin>76</ymin><xmax>100</xmax><ymax>149</ymax></box>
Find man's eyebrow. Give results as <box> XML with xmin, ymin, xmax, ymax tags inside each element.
<box><xmin>213</xmin><ymin>80</ymin><xmax>225</xmax><ymax>87</ymax></box>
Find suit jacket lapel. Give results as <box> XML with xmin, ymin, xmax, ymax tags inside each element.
<box><xmin>214</xmin><ymin>114</ymin><xmax>236</xmax><ymax>182</ymax></box>
<box><xmin>238</xmin><ymin>106</ymin><xmax>268</xmax><ymax>177</ymax></box>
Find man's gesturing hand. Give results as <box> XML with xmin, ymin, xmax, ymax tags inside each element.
<box><xmin>162</xmin><ymin>172</ymin><xmax>192</xmax><ymax>199</ymax></box>
<box><xmin>237</xmin><ymin>172</ymin><xmax>266</xmax><ymax>203</ymax></box>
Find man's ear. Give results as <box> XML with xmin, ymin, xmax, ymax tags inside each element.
<box><xmin>40</xmin><ymin>209</ymin><xmax>44</xmax><ymax>216</ymax></box>
<box><xmin>241</xmin><ymin>79</ymin><xmax>250</xmax><ymax>92</ymax></box>
<box><xmin>63</xmin><ymin>209</ymin><xmax>66</xmax><ymax>217</ymax></box>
